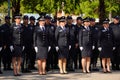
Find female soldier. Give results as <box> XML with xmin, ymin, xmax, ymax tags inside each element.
<box><xmin>98</xmin><ymin>18</ymin><xmax>114</xmax><ymax>73</ymax></box>
<box><xmin>11</xmin><ymin>14</ymin><xmax>24</xmax><ymax>76</ymax></box>
<box><xmin>79</xmin><ymin>17</ymin><xmax>94</xmax><ymax>73</ymax></box>
<box><xmin>55</xmin><ymin>16</ymin><xmax>69</xmax><ymax>74</ymax></box>
<box><xmin>34</xmin><ymin>16</ymin><xmax>49</xmax><ymax>75</ymax></box>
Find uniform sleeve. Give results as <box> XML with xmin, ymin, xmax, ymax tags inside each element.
<box><xmin>47</xmin><ymin>27</ymin><xmax>50</xmax><ymax>46</ymax></box>
<box><xmin>55</xmin><ymin>27</ymin><xmax>59</xmax><ymax>46</ymax></box>
<box><xmin>75</xmin><ymin>26</ymin><xmax>79</xmax><ymax>44</ymax></box>
<box><xmin>91</xmin><ymin>28</ymin><xmax>95</xmax><ymax>46</ymax></box>
<box><xmin>33</xmin><ymin>27</ymin><xmax>37</xmax><ymax>47</ymax></box>
<box><xmin>111</xmin><ymin>28</ymin><xmax>115</xmax><ymax>47</ymax></box>
<box><xmin>78</xmin><ymin>29</ymin><xmax>83</xmax><ymax>47</ymax></box>
<box><xmin>10</xmin><ymin>24</ymin><xmax>14</xmax><ymax>45</ymax></box>
<box><xmin>98</xmin><ymin>30</ymin><xmax>102</xmax><ymax>47</ymax></box>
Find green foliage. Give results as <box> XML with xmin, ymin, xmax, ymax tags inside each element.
<box><xmin>0</xmin><ymin>0</ymin><xmax>120</xmax><ymax>18</ymax></box>
<box><xmin>105</xmin><ymin>0</ymin><xmax>119</xmax><ymax>13</ymax></box>
<box><xmin>77</xmin><ymin>0</ymin><xmax>99</xmax><ymax>18</ymax></box>
<box><xmin>0</xmin><ymin>1</ymin><xmax>8</xmax><ymax>13</ymax></box>
<box><xmin>21</xmin><ymin>0</ymin><xmax>55</xmax><ymax>14</ymax></box>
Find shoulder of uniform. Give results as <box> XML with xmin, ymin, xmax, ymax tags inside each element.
<box><xmin>57</xmin><ymin>26</ymin><xmax>61</xmax><ymax>29</ymax></box>
<box><xmin>11</xmin><ymin>23</ymin><xmax>16</xmax><ymax>26</ymax></box>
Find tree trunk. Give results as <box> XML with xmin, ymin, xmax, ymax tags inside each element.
<box><xmin>12</xmin><ymin>0</ymin><xmax>20</xmax><ymax>22</ymax></box>
<box><xmin>99</xmin><ymin>0</ymin><xmax>106</xmax><ymax>24</ymax></box>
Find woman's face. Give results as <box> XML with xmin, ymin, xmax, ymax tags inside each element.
<box><xmin>59</xmin><ymin>21</ymin><xmax>66</xmax><ymax>27</ymax></box>
<box><xmin>103</xmin><ymin>23</ymin><xmax>109</xmax><ymax>28</ymax></box>
<box><xmin>84</xmin><ymin>21</ymin><xmax>90</xmax><ymax>27</ymax></box>
<box><xmin>15</xmin><ymin>18</ymin><xmax>21</xmax><ymax>24</ymax></box>
<box><xmin>113</xmin><ymin>19</ymin><xmax>119</xmax><ymax>24</ymax></box>
<box><xmin>39</xmin><ymin>20</ymin><xmax>45</xmax><ymax>26</ymax></box>
<box><xmin>77</xmin><ymin>20</ymin><xmax>82</xmax><ymax>25</ymax></box>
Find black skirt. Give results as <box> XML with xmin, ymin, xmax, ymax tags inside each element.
<box><xmin>12</xmin><ymin>45</ymin><xmax>22</xmax><ymax>57</ymax></box>
<box><xmin>36</xmin><ymin>46</ymin><xmax>48</xmax><ymax>60</ymax></box>
<box><xmin>58</xmin><ymin>46</ymin><xmax>69</xmax><ymax>59</ymax></box>
<box><xmin>81</xmin><ymin>45</ymin><xmax>92</xmax><ymax>58</ymax></box>
<box><xmin>100</xmin><ymin>42</ymin><xmax>113</xmax><ymax>58</ymax></box>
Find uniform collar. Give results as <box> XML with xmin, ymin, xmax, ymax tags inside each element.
<box><xmin>16</xmin><ymin>23</ymin><xmax>21</xmax><ymax>26</ymax></box>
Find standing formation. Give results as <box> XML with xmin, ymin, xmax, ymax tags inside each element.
<box><xmin>0</xmin><ymin>14</ymin><xmax>120</xmax><ymax>76</ymax></box>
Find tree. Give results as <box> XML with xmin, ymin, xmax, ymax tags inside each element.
<box><xmin>21</xmin><ymin>0</ymin><xmax>55</xmax><ymax>15</ymax></box>
<box><xmin>105</xmin><ymin>0</ymin><xmax>120</xmax><ymax>19</ymax></box>
<box><xmin>99</xmin><ymin>0</ymin><xmax>106</xmax><ymax>24</ymax></box>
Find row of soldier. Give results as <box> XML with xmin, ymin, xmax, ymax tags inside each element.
<box><xmin>0</xmin><ymin>14</ymin><xmax>120</xmax><ymax>76</ymax></box>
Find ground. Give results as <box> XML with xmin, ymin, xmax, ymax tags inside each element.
<box><xmin>0</xmin><ymin>69</ymin><xmax>120</xmax><ymax>80</ymax></box>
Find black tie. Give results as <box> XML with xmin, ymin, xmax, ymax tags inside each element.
<box><xmin>86</xmin><ymin>27</ymin><xmax>89</xmax><ymax>31</ymax></box>
<box><xmin>42</xmin><ymin>27</ymin><xmax>45</xmax><ymax>31</ymax></box>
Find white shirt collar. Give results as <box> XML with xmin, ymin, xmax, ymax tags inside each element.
<box><xmin>16</xmin><ymin>23</ymin><xmax>21</xmax><ymax>26</ymax></box>
<box><xmin>84</xmin><ymin>26</ymin><xmax>89</xmax><ymax>30</ymax></box>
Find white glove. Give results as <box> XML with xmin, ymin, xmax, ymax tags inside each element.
<box><xmin>69</xmin><ymin>45</ymin><xmax>71</xmax><ymax>50</ymax></box>
<box><xmin>10</xmin><ymin>46</ymin><xmax>14</xmax><ymax>52</ymax></box>
<box><xmin>80</xmin><ymin>47</ymin><xmax>83</xmax><ymax>51</ymax></box>
<box><xmin>35</xmin><ymin>47</ymin><xmax>38</xmax><ymax>53</ymax></box>
<box><xmin>48</xmin><ymin>46</ymin><xmax>51</xmax><ymax>51</ymax></box>
<box><xmin>56</xmin><ymin>46</ymin><xmax>59</xmax><ymax>51</ymax></box>
<box><xmin>22</xmin><ymin>46</ymin><xmax>25</xmax><ymax>51</ymax></box>
<box><xmin>98</xmin><ymin>47</ymin><xmax>102</xmax><ymax>51</ymax></box>
<box><xmin>92</xmin><ymin>46</ymin><xmax>95</xmax><ymax>50</ymax></box>
<box><xmin>113</xmin><ymin>47</ymin><xmax>115</xmax><ymax>50</ymax></box>
<box><xmin>0</xmin><ymin>47</ymin><xmax>2</xmax><ymax>51</ymax></box>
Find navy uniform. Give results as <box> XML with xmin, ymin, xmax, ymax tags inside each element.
<box><xmin>78</xmin><ymin>18</ymin><xmax>94</xmax><ymax>58</ymax></box>
<box><xmin>75</xmin><ymin>17</ymin><xmax>83</xmax><ymax>69</ymax></box>
<box><xmin>28</xmin><ymin>16</ymin><xmax>36</xmax><ymax>70</ymax></box>
<box><xmin>21</xmin><ymin>15</ymin><xmax>32</xmax><ymax>73</ymax></box>
<box><xmin>90</xmin><ymin>18</ymin><xmax>99</xmax><ymax>70</ymax></box>
<box><xmin>98</xmin><ymin>19</ymin><xmax>114</xmax><ymax>58</ymax></box>
<box><xmin>44</xmin><ymin>15</ymin><xmax>53</xmax><ymax>70</ymax></box>
<box><xmin>110</xmin><ymin>16</ymin><xmax>120</xmax><ymax>70</ymax></box>
<box><xmin>66</xmin><ymin>16</ymin><xmax>77</xmax><ymax>71</ymax></box>
<box><xmin>55</xmin><ymin>16</ymin><xmax>69</xmax><ymax>59</ymax></box>
<box><xmin>34</xmin><ymin>16</ymin><xmax>49</xmax><ymax>60</ymax></box>
<box><xmin>48</xmin><ymin>19</ymin><xmax>58</xmax><ymax>69</ymax></box>
<box><xmin>51</xmin><ymin>19</ymin><xmax>58</xmax><ymax>69</ymax></box>
<box><xmin>1</xmin><ymin>16</ymin><xmax>12</xmax><ymax>70</ymax></box>
<box><xmin>11</xmin><ymin>17</ymin><xmax>24</xmax><ymax>57</ymax></box>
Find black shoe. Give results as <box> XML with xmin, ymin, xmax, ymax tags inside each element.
<box><xmin>64</xmin><ymin>71</ymin><xmax>68</xmax><ymax>74</ymax></box>
<box><xmin>46</xmin><ymin>68</ymin><xmax>50</xmax><ymax>72</ymax></box>
<box><xmin>17</xmin><ymin>74</ymin><xmax>22</xmax><ymax>76</ymax></box>
<box><xmin>107</xmin><ymin>71</ymin><xmax>112</xmax><ymax>73</ymax></box>
<box><xmin>14</xmin><ymin>74</ymin><xmax>18</xmax><ymax>76</ymax></box>
<box><xmin>86</xmin><ymin>71</ymin><xmax>91</xmax><ymax>73</ymax></box>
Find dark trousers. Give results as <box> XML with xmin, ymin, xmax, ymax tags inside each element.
<box><xmin>111</xmin><ymin>45</ymin><xmax>120</xmax><ymax>70</ymax></box>
<box><xmin>91</xmin><ymin>48</ymin><xmax>99</xmax><ymax>67</ymax></box>
<box><xmin>21</xmin><ymin>45</ymin><xmax>33</xmax><ymax>71</ymax></box>
<box><xmin>67</xmin><ymin>46</ymin><xmax>76</xmax><ymax>70</ymax></box>
<box><xmin>29</xmin><ymin>47</ymin><xmax>36</xmax><ymax>69</ymax></box>
<box><xmin>2</xmin><ymin>46</ymin><xmax>12</xmax><ymax>69</ymax></box>
<box><xmin>77</xmin><ymin>47</ymin><xmax>82</xmax><ymax>69</ymax></box>
<box><xmin>47</xmin><ymin>47</ymin><xmax>58</xmax><ymax>69</ymax></box>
